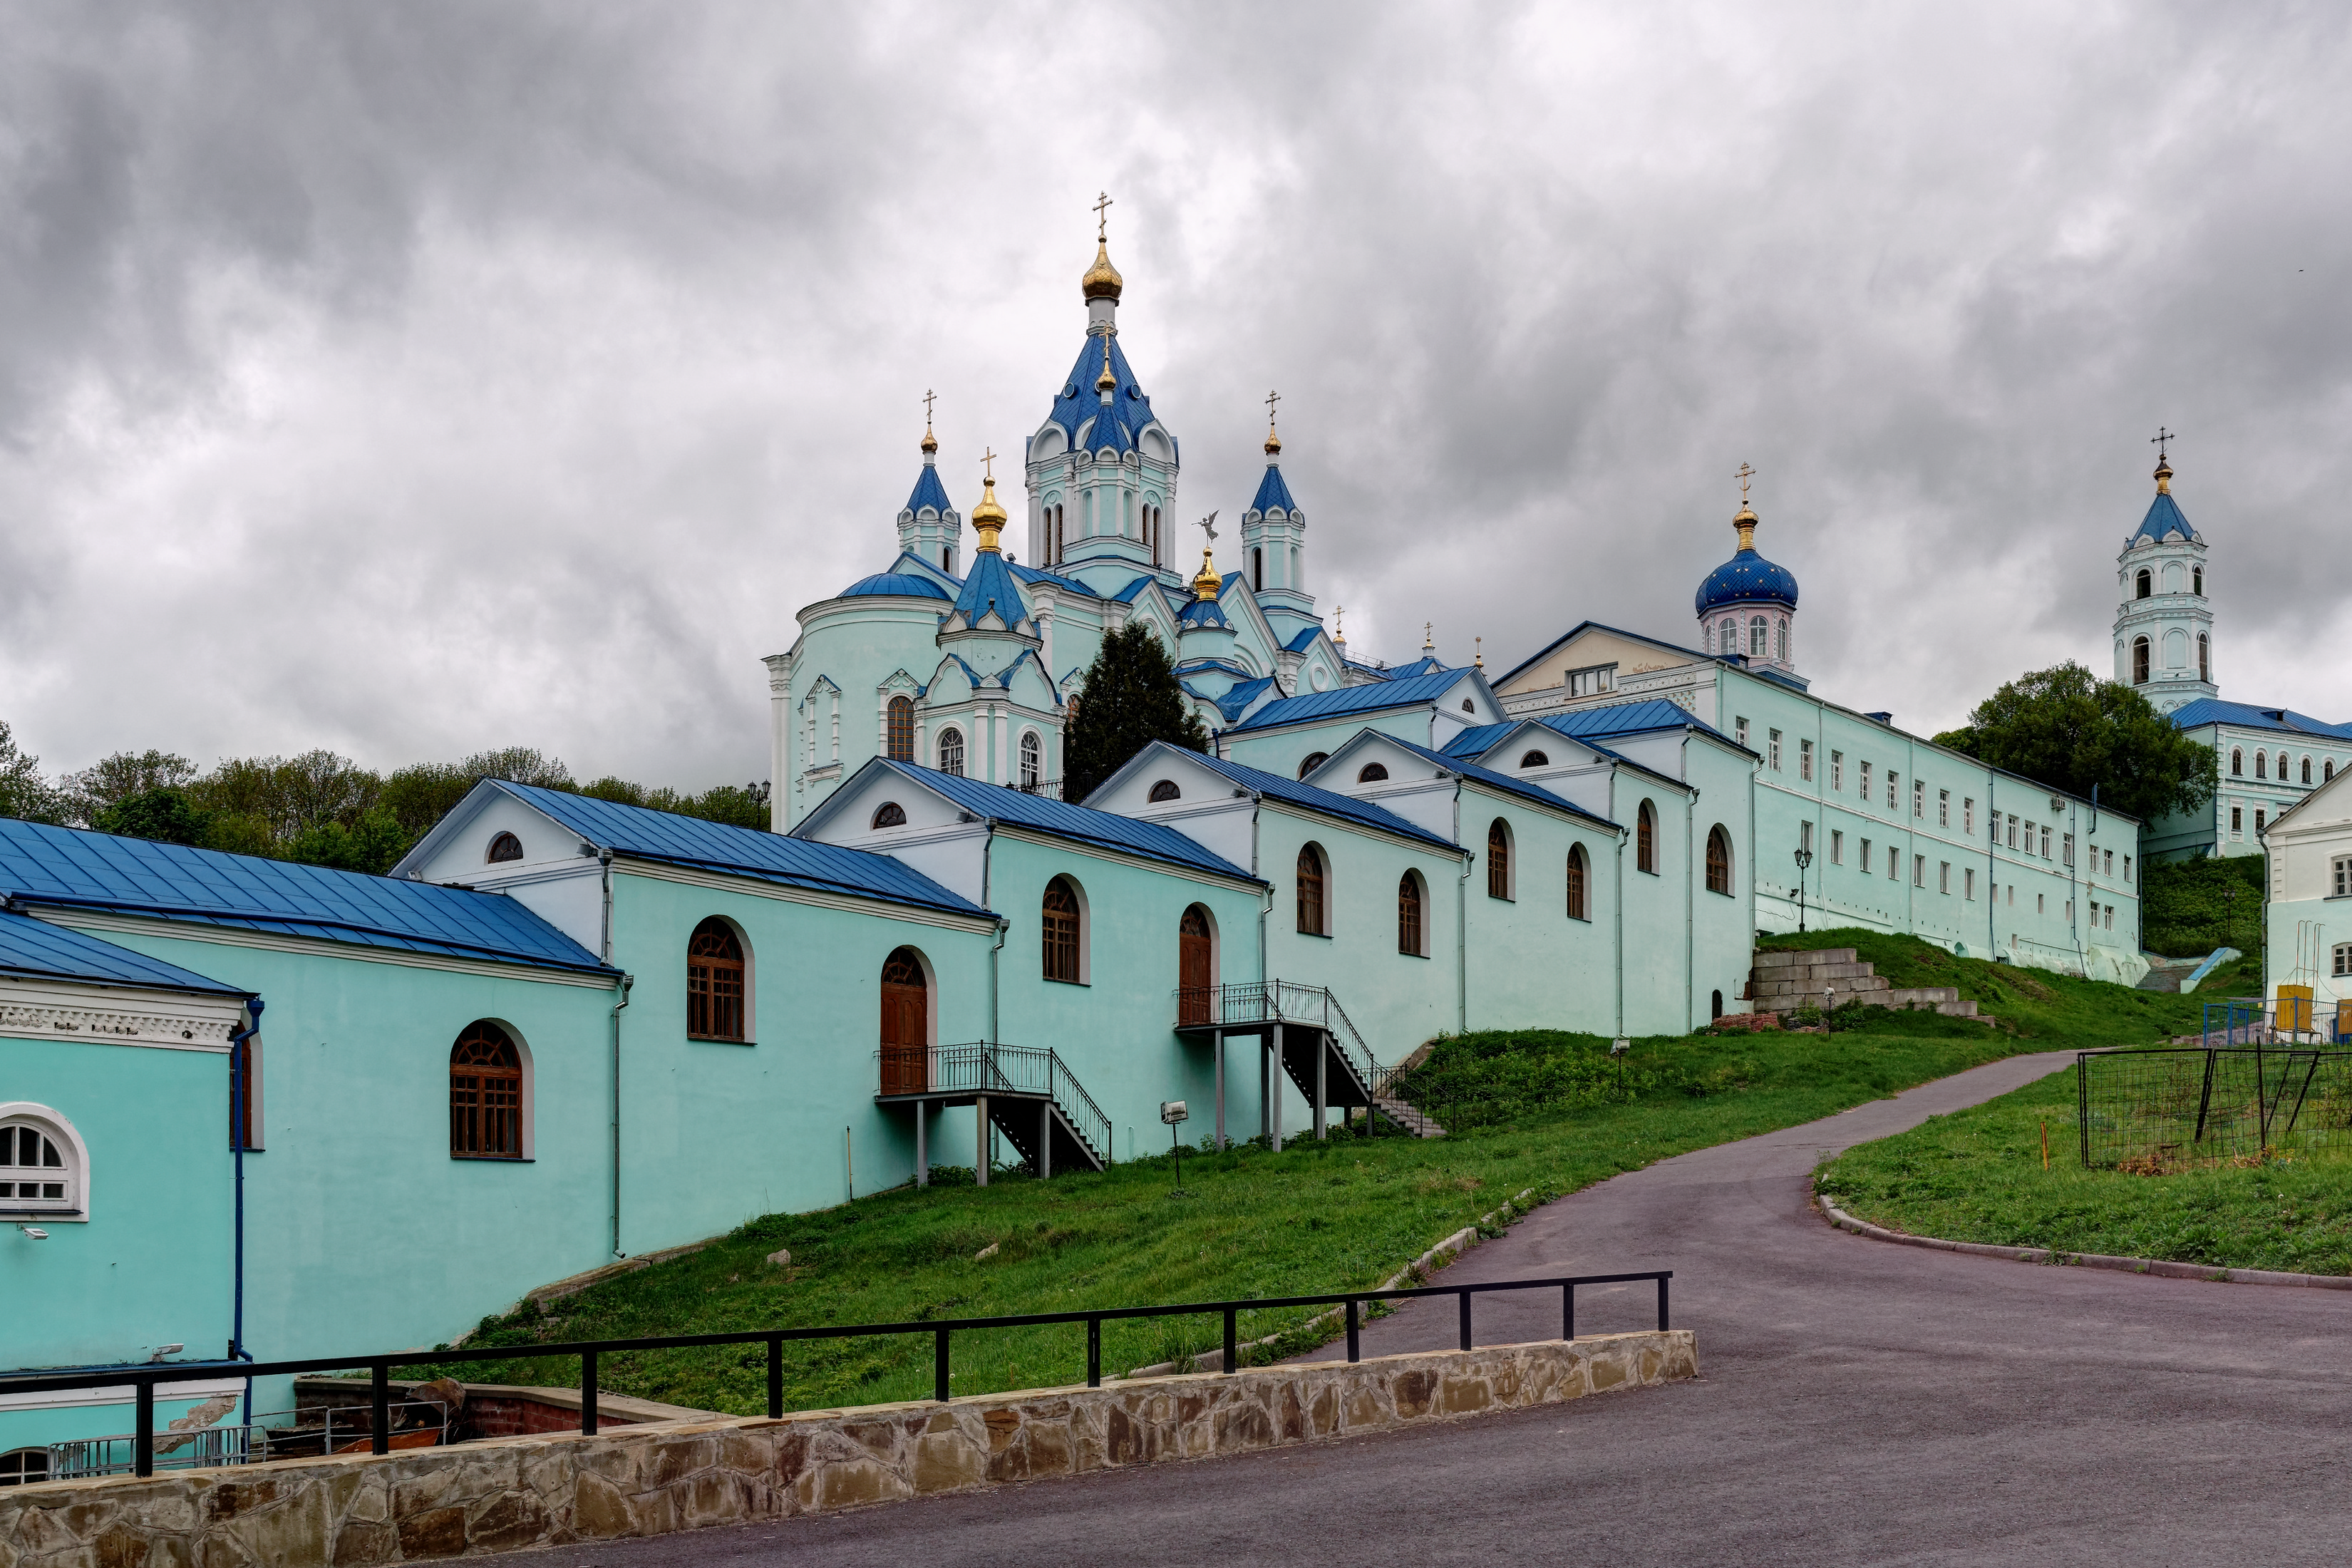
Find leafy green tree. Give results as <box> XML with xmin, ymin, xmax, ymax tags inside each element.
<box><xmin>63</xmin><ymin>751</ymin><xmax>197</xmax><ymax>825</ymax></box>
<box><xmin>93</xmin><ymin>786</ymin><xmax>213</xmax><ymax>847</ymax></box>
<box><xmin>284</xmin><ymin>809</ymin><xmax>413</xmax><ymax>875</ymax></box>
<box><xmin>1933</xmin><ymin>662</ymin><xmax>2216</xmax><ymax>825</ymax></box>
<box><xmin>1063</xmin><ymin>623</ymin><xmax>1209</xmax><ymax>803</ymax></box>
<box><xmin>0</xmin><ymin>721</ymin><xmax>68</xmax><ymax>825</ymax></box>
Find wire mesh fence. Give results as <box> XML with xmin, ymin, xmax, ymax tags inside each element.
<box><xmin>2078</xmin><ymin>1044</ymin><xmax>2352</xmax><ymax>1171</ymax></box>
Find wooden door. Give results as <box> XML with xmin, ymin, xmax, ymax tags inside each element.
<box><xmin>880</xmin><ymin>948</ymin><xmax>928</xmax><ymax>1093</ymax></box>
<box><xmin>1178</xmin><ymin>908</ymin><xmax>1212</xmax><ymax>1025</ymax></box>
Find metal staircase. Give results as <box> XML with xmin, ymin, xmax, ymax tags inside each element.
<box><xmin>877</xmin><ymin>1043</ymin><xmax>1110</xmax><ymax>1175</ymax></box>
<box><xmin>1173</xmin><ymin>980</ymin><xmax>1446</xmax><ymax>1139</ymax></box>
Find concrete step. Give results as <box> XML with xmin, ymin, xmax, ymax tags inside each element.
<box><xmin>1754</xmin><ymin>949</ymin><xmax>1858</xmax><ymax>970</ymax></box>
<box><xmin>1755</xmin><ymin>974</ymin><xmax>1891</xmax><ymax>999</ymax></box>
<box><xmin>1753</xmin><ymin>967</ymin><xmax>1880</xmax><ymax>994</ymax></box>
<box><xmin>1882</xmin><ymin>986</ymin><xmax>1961</xmax><ymax>1008</ymax></box>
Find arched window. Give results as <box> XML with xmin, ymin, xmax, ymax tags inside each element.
<box><xmin>687</xmin><ymin>918</ymin><xmax>746</xmax><ymax>1041</ymax></box>
<box><xmin>1020</xmin><ymin>732</ymin><xmax>1043</xmax><ymax>791</ymax></box>
<box><xmin>2326</xmin><ymin>759</ymin><xmax>2337</xmax><ymax>783</ymax></box>
<box><xmin>2231</xmin><ymin>748</ymin><xmax>2244</xmax><ymax>775</ymax></box>
<box><xmin>1775</xmin><ymin>618</ymin><xmax>1788</xmax><ymax>661</ymax></box>
<box><xmin>2198</xmin><ymin>634</ymin><xmax>2210</xmax><ymax>683</ymax></box>
<box><xmin>1636</xmin><ymin>801</ymin><xmax>1657</xmax><ymax>875</ymax></box>
<box><xmin>872</xmin><ymin>801</ymin><xmax>907</xmax><ymax>828</ymax></box>
<box><xmin>2278</xmin><ymin>752</ymin><xmax>2291</xmax><ymax>780</ymax></box>
<box><xmin>0</xmin><ymin>1448</ymin><xmax>49</xmax><ymax>1485</ymax></box>
<box><xmin>0</xmin><ymin>1115</ymin><xmax>76</xmax><ymax>1209</ymax></box>
<box><xmin>1487</xmin><ymin>819</ymin><xmax>1512</xmax><ymax>900</ymax></box>
<box><xmin>886</xmin><ymin>696</ymin><xmax>915</xmax><ymax>762</ymax></box>
<box><xmin>1397</xmin><ymin>871</ymin><xmax>1424</xmax><ymax>956</ymax></box>
<box><xmin>2131</xmin><ymin>636</ymin><xmax>2150</xmax><ymax>685</ymax></box>
<box><xmin>1520</xmin><ymin>750</ymin><xmax>1549</xmax><ymax>768</ymax></box>
<box><xmin>1748</xmin><ymin>615</ymin><xmax>1767</xmax><ymax>656</ymax></box>
<box><xmin>1358</xmin><ymin>763</ymin><xmax>1389</xmax><ymax>783</ymax></box>
<box><xmin>2255</xmin><ymin>751</ymin><xmax>2267</xmax><ymax>780</ymax></box>
<box><xmin>2193</xmin><ymin>566</ymin><xmax>2204</xmax><ymax>595</ymax></box>
<box><xmin>2135</xmin><ymin>568</ymin><xmax>2152</xmax><ymax>599</ymax></box>
<box><xmin>1298</xmin><ymin>752</ymin><xmax>1329</xmax><ymax>779</ymax></box>
<box><xmin>938</xmin><ymin>728</ymin><xmax>965</xmax><ymax>776</ymax></box>
<box><xmin>1565</xmin><ymin>844</ymin><xmax>1589</xmax><ymax>921</ymax></box>
<box><xmin>880</xmin><ymin>948</ymin><xmax>929</xmax><ymax>1094</ymax></box>
<box><xmin>450</xmin><ymin>1022</ymin><xmax>524</xmax><ymax>1160</ymax></box>
<box><xmin>1178</xmin><ymin>906</ymin><xmax>1213</xmax><ymax>1023</ymax></box>
<box><xmin>1705</xmin><ymin>825</ymin><xmax>1733</xmax><ymax>895</ymax></box>
<box><xmin>1148</xmin><ymin>780</ymin><xmax>1181</xmax><ymax>803</ymax></box>
<box><xmin>486</xmin><ymin>832</ymin><xmax>523</xmax><ymax>864</ymax></box>
<box><xmin>2303</xmin><ymin>756</ymin><xmax>2314</xmax><ymax>785</ymax></box>
<box><xmin>1042</xmin><ymin>877</ymin><xmax>1083</xmax><ymax>983</ymax></box>
<box><xmin>942</xmin><ymin>545</ymin><xmax>954</xmax><ymax>575</ymax></box>
<box><xmin>1296</xmin><ymin>844</ymin><xmax>1327</xmax><ymax>934</ymax></box>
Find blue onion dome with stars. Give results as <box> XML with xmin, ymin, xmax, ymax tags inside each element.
<box><xmin>1696</xmin><ymin>500</ymin><xmax>1798</xmax><ymax>614</ymax></box>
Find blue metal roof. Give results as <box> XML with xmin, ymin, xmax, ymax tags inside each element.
<box><xmin>1534</xmin><ymin>698</ymin><xmax>1744</xmax><ymax>750</ymax></box>
<box><xmin>1190</xmin><ymin>672</ymin><xmax>1279</xmax><ymax>723</ymax></box>
<box><xmin>1440</xmin><ymin>721</ymin><xmax>1517</xmax><ymax>758</ymax></box>
<box><xmin>1379</xmin><ymin>737</ymin><xmax>1621</xmax><ymax>832</ymax></box>
<box><xmin>2169</xmin><ymin>698</ymin><xmax>2352</xmax><ymax>739</ymax></box>
<box><xmin>1383</xmin><ymin>656</ymin><xmax>1446</xmax><ymax>680</ymax></box>
<box><xmin>1009</xmin><ymin>562</ymin><xmax>1099</xmax><ymax>597</ymax></box>
<box><xmin>0</xmin><ymin>908</ymin><xmax>252</xmax><ymax>996</ymax></box>
<box><xmin>1046</xmin><ymin>334</ymin><xmax>1172</xmax><ymax>459</ymax></box>
<box><xmin>1177</xmin><ymin>597</ymin><xmax>1230</xmax><ymax>629</ymax></box>
<box><xmin>838</xmin><ymin>572</ymin><xmax>951</xmax><ymax>602</ymax></box>
<box><xmin>1250</xmin><ymin>462</ymin><xmax>1297</xmax><ymax>515</ymax></box>
<box><xmin>496</xmin><ymin>783</ymin><xmax>989</xmax><ymax>918</ymax></box>
<box><xmin>895</xmin><ymin>765</ymin><xmax>1259</xmax><ymax>883</ymax></box>
<box><xmin>949</xmin><ymin>549</ymin><xmax>1032</xmax><ymax>627</ymax></box>
<box><xmin>904</xmin><ymin>461</ymin><xmax>954</xmax><ymax>517</ymax></box>
<box><xmin>2128</xmin><ymin>490</ymin><xmax>2197</xmax><ymax>546</ymax></box>
<box><xmin>1229</xmin><ymin>667</ymin><xmax>1474</xmax><ymax>733</ymax></box>
<box><xmin>1284</xmin><ymin>626</ymin><xmax>1324</xmax><ymax>654</ymax></box>
<box><xmin>0</xmin><ymin>817</ymin><xmax>613</xmax><ymax>976</ymax></box>
<box><xmin>1185</xmin><ymin>752</ymin><xmax>1458</xmax><ymax>851</ymax></box>
<box><xmin>1696</xmin><ymin>546</ymin><xmax>1798</xmax><ymax>612</ymax></box>
<box><xmin>1112</xmin><ymin>574</ymin><xmax>1162</xmax><ymax>604</ymax></box>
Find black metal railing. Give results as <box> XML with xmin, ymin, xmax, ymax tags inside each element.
<box><xmin>1175</xmin><ymin>981</ymin><xmax>1383</xmax><ymax>1090</ymax></box>
<box><xmin>877</xmin><ymin>1041</ymin><xmax>1112</xmax><ymax>1167</ymax></box>
<box><xmin>0</xmin><ymin>1271</ymin><xmax>1670</xmax><ymax>1479</ymax></box>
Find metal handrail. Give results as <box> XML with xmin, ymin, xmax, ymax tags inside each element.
<box><xmin>878</xmin><ymin>1042</ymin><xmax>1112</xmax><ymax>1167</ymax></box>
<box><xmin>0</xmin><ymin>1270</ymin><xmax>1671</xmax><ymax>1477</ymax></box>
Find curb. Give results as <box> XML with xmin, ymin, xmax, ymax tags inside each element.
<box><xmin>1812</xmin><ymin>1190</ymin><xmax>2352</xmax><ymax>1291</ymax></box>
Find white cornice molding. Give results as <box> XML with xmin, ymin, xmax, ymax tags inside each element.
<box><xmin>0</xmin><ymin>976</ymin><xmax>244</xmax><ymax>1051</ymax></box>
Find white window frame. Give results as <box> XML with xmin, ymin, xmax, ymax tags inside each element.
<box><xmin>1965</xmin><ymin>867</ymin><xmax>1976</xmax><ymax>901</ymax></box>
<box><xmin>2334</xmin><ymin>855</ymin><xmax>2352</xmax><ymax>899</ymax></box>
<box><xmin>0</xmin><ymin>1105</ymin><xmax>90</xmax><ymax>1220</ymax></box>
<box><xmin>1769</xmin><ymin>729</ymin><xmax>1782</xmax><ymax>771</ymax></box>
<box><xmin>1830</xmin><ymin>830</ymin><xmax>1843</xmax><ymax>865</ymax></box>
<box><xmin>1831</xmin><ymin>751</ymin><xmax>1843</xmax><ymax>790</ymax></box>
<box><xmin>1938</xmin><ymin>789</ymin><xmax>1950</xmax><ymax>827</ymax></box>
<box><xmin>1800</xmin><ymin>740</ymin><xmax>1813</xmax><ymax>782</ymax></box>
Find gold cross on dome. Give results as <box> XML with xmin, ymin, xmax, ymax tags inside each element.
<box><xmin>2150</xmin><ymin>425</ymin><xmax>2174</xmax><ymax>460</ymax></box>
<box><xmin>1093</xmin><ymin>191</ymin><xmax>1113</xmax><ymax>242</ymax></box>
<box><xmin>981</xmin><ymin>448</ymin><xmax>996</xmax><ymax>481</ymax></box>
<box><xmin>923</xmin><ymin>389</ymin><xmax>937</xmax><ymax>425</ymax></box>
<box><xmin>1735</xmin><ymin>462</ymin><xmax>1758</xmax><ymax>506</ymax></box>
<box><xmin>1266</xmin><ymin>388</ymin><xmax>1281</xmax><ymax>421</ymax></box>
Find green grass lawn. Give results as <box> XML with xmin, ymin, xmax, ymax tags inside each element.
<box><xmin>1817</xmin><ymin>1065</ymin><xmax>2352</xmax><ymax>1276</ymax></box>
<box><xmin>401</xmin><ymin>930</ymin><xmax>2245</xmax><ymax>1415</ymax></box>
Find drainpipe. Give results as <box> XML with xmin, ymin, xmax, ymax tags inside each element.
<box><xmin>1453</xmin><ymin>777</ymin><xmax>1468</xmax><ymax>1034</ymax></box>
<box><xmin>1611</xmin><ymin>765</ymin><xmax>1626</xmax><ymax>1039</ymax></box>
<box><xmin>599</xmin><ymin>847</ymin><xmax>615</xmax><ymax>963</ymax></box>
<box><xmin>983</xmin><ymin>822</ymin><xmax>1001</xmax><ymax>1044</ymax></box>
<box><xmin>1684</xmin><ymin>758</ymin><xmax>1696</xmax><ymax>1033</ymax></box>
<box><xmin>609</xmin><ymin>971</ymin><xmax>632</xmax><ymax>1257</ymax></box>
<box><xmin>1986</xmin><ymin>761</ymin><xmax>1997</xmax><ymax>956</ymax></box>
<box><xmin>227</xmin><ymin>997</ymin><xmax>264</xmax><ymax>1423</ymax></box>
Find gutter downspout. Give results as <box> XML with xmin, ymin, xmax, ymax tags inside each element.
<box><xmin>227</xmin><ymin>997</ymin><xmax>263</xmax><ymax>1423</ymax></box>
<box><xmin>1453</xmin><ymin>776</ymin><xmax>1469</xmax><ymax>1035</ymax></box>
<box><xmin>1683</xmin><ymin>744</ymin><xmax>1696</xmax><ymax>1033</ymax></box>
<box><xmin>1987</xmin><ymin>760</ymin><xmax>1998</xmax><ymax>957</ymax></box>
<box><xmin>609</xmin><ymin>971</ymin><xmax>631</xmax><ymax>1257</ymax></box>
<box><xmin>1611</xmin><ymin>765</ymin><xmax>1626</xmax><ymax>1040</ymax></box>
<box><xmin>983</xmin><ymin>822</ymin><xmax>1001</xmax><ymax>1045</ymax></box>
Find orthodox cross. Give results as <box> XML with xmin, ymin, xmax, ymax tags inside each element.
<box><xmin>1334</xmin><ymin>604</ymin><xmax>1345</xmax><ymax>638</ymax></box>
<box><xmin>1093</xmin><ymin>190</ymin><xmax>1113</xmax><ymax>242</ymax></box>
<box><xmin>1735</xmin><ymin>462</ymin><xmax>1758</xmax><ymax>507</ymax></box>
<box><xmin>2150</xmin><ymin>426</ymin><xmax>2175</xmax><ymax>461</ymax></box>
<box><xmin>1198</xmin><ymin>510</ymin><xmax>1219</xmax><ymax>545</ymax></box>
<box><xmin>981</xmin><ymin>448</ymin><xmax>996</xmax><ymax>482</ymax></box>
<box><xmin>1265</xmin><ymin>388</ymin><xmax>1281</xmax><ymax>423</ymax></box>
<box><xmin>923</xmin><ymin>389</ymin><xmax>937</xmax><ymax>426</ymax></box>
<box><xmin>1423</xmin><ymin>621</ymin><xmax>1434</xmax><ymax>651</ymax></box>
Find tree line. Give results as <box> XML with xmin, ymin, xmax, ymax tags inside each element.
<box><xmin>0</xmin><ymin>721</ymin><xmax>767</xmax><ymax>877</ymax></box>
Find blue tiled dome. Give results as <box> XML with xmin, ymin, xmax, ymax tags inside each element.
<box><xmin>1695</xmin><ymin>550</ymin><xmax>1798</xmax><ymax>614</ymax></box>
<box><xmin>839</xmin><ymin>572</ymin><xmax>951</xmax><ymax>601</ymax></box>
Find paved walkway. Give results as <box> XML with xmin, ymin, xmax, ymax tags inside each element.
<box><xmin>495</xmin><ymin>1053</ymin><xmax>2352</xmax><ymax>1566</ymax></box>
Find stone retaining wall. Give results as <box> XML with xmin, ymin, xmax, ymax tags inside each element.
<box><xmin>0</xmin><ymin>1332</ymin><xmax>1693</xmax><ymax>1565</ymax></box>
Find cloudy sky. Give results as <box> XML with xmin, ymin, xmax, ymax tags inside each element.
<box><xmin>4</xmin><ymin>1</ymin><xmax>2348</xmax><ymax>790</ymax></box>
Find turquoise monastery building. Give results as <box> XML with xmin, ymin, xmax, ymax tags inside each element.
<box><xmin>0</xmin><ymin>227</ymin><xmax>2180</xmax><ymax>1470</ymax></box>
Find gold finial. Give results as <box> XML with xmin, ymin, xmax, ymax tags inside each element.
<box><xmin>1475</xmin><ymin>636</ymin><xmax>1484</xmax><ymax>670</ymax></box>
<box><xmin>921</xmin><ymin>388</ymin><xmax>937</xmax><ymax>457</ymax></box>
<box><xmin>1423</xmin><ymin>621</ymin><xmax>1434</xmax><ymax>654</ymax></box>
<box><xmin>1096</xmin><ymin>333</ymin><xmax>1116</xmax><ymax>394</ymax></box>
<box><xmin>1192</xmin><ymin>547</ymin><xmax>1220</xmax><ymax>602</ymax></box>
<box><xmin>1082</xmin><ymin>191</ymin><xmax>1124</xmax><ymax>304</ymax></box>
<box><xmin>2151</xmin><ymin>425</ymin><xmax>2175</xmax><ymax>494</ymax></box>
<box><xmin>971</xmin><ymin>448</ymin><xmax>1006</xmax><ymax>552</ymax></box>
<box><xmin>1264</xmin><ymin>388</ymin><xmax>1282</xmax><ymax>455</ymax></box>
<box><xmin>1733</xmin><ymin>461</ymin><xmax>1760</xmax><ymax>550</ymax></box>
<box><xmin>1334</xmin><ymin>604</ymin><xmax>1345</xmax><ymax>644</ymax></box>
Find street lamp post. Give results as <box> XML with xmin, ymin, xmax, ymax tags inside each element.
<box><xmin>1793</xmin><ymin>847</ymin><xmax>1814</xmax><ymax>934</ymax></box>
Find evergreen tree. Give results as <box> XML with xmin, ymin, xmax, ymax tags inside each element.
<box><xmin>1062</xmin><ymin>623</ymin><xmax>1209</xmax><ymax>803</ymax></box>
<box><xmin>1932</xmin><ymin>661</ymin><xmax>2216</xmax><ymax>825</ymax></box>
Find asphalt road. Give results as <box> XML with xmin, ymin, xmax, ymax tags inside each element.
<box><xmin>499</xmin><ymin>1052</ymin><xmax>2352</xmax><ymax>1566</ymax></box>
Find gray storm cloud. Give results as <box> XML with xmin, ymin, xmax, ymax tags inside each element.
<box><xmin>1</xmin><ymin>0</ymin><xmax>2346</xmax><ymax>786</ymax></box>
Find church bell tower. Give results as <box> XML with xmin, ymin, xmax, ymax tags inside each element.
<box><xmin>2111</xmin><ymin>433</ymin><xmax>2215</xmax><ymax>713</ymax></box>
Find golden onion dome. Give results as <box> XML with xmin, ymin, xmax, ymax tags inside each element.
<box><xmin>1264</xmin><ymin>421</ymin><xmax>1282</xmax><ymax>457</ymax></box>
<box><xmin>971</xmin><ymin>468</ymin><xmax>1008</xmax><ymax>552</ymax></box>
<box><xmin>1082</xmin><ymin>239</ymin><xmax>1124</xmax><ymax>303</ymax></box>
<box><xmin>1733</xmin><ymin>501</ymin><xmax>1759</xmax><ymax>552</ymax></box>
<box><xmin>1192</xmin><ymin>549</ymin><xmax>1220</xmax><ymax>602</ymax></box>
<box><xmin>2153</xmin><ymin>454</ymin><xmax>2173</xmax><ymax>495</ymax></box>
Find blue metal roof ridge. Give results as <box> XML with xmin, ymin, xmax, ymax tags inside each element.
<box><xmin>0</xmin><ymin>909</ymin><xmax>254</xmax><ymax>996</ymax></box>
<box><xmin>1284</xmin><ymin>626</ymin><xmax>1324</xmax><ymax>653</ymax></box>
<box><xmin>1229</xmin><ymin>666</ymin><xmax>1475</xmax><ymax>732</ymax></box>
<box><xmin>904</xmin><ymin>462</ymin><xmax>954</xmax><ymax>517</ymax></box>
<box><xmin>890</xmin><ymin>764</ymin><xmax>1262</xmax><ymax>884</ymax></box>
<box><xmin>2129</xmin><ymin>490</ymin><xmax>2197</xmax><ymax>545</ymax></box>
<box><xmin>0</xmin><ymin>818</ymin><xmax>612</xmax><ymax>976</ymax></box>
<box><xmin>496</xmin><ymin>783</ymin><xmax>991</xmax><ymax>918</ymax></box>
<box><xmin>1534</xmin><ymin>698</ymin><xmax>1745</xmax><ymax>750</ymax></box>
<box><xmin>1380</xmin><ymin>737</ymin><xmax>1622</xmax><ymax>832</ymax></box>
<box><xmin>1008</xmin><ymin>563</ymin><xmax>1099</xmax><ymax>597</ymax></box>
<box><xmin>2168</xmin><ymin>698</ymin><xmax>2352</xmax><ymax>739</ymax></box>
<box><xmin>949</xmin><ymin>549</ymin><xmax>1032</xmax><ymax>626</ymax></box>
<box><xmin>1249</xmin><ymin>463</ymin><xmax>1297</xmax><ymax>515</ymax></box>
<box><xmin>1183</xmin><ymin>752</ymin><xmax>1460</xmax><ymax>852</ymax></box>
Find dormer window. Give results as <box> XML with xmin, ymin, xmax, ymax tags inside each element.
<box><xmin>1520</xmin><ymin>751</ymin><xmax>1549</xmax><ymax>768</ymax></box>
<box><xmin>1358</xmin><ymin>763</ymin><xmax>1390</xmax><ymax>783</ymax></box>
<box><xmin>872</xmin><ymin>802</ymin><xmax>907</xmax><ymax>828</ymax></box>
<box><xmin>1148</xmin><ymin>780</ymin><xmax>1181</xmax><ymax>803</ymax></box>
<box><xmin>1462</xmin><ymin>699</ymin><xmax>1475</xmax><ymax>713</ymax></box>
<box><xmin>487</xmin><ymin>832</ymin><xmax>523</xmax><ymax>864</ymax></box>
